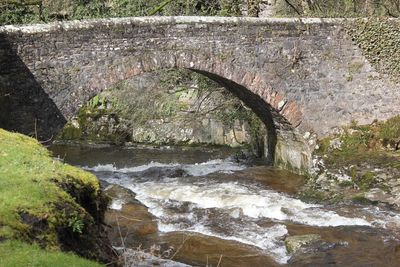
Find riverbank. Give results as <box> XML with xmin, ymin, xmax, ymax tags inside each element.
<box><xmin>300</xmin><ymin>117</ymin><xmax>400</xmax><ymax>208</ymax></box>
<box><xmin>0</xmin><ymin>129</ymin><xmax>115</xmax><ymax>266</ymax></box>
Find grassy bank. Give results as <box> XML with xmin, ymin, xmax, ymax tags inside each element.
<box><xmin>0</xmin><ymin>128</ymin><xmax>112</xmax><ymax>266</ymax></box>
<box><xmin>0</xmin><ymin>240</ymin><xmax>102</xmax><ymax>267</ymax></box>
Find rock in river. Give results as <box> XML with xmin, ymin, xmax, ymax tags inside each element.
<box><xmin>285</xmin><ymin>234</ymin><xmax>322</xmax><ymax>254</ymax></box>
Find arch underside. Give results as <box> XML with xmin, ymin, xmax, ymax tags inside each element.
<box><xmin>66</xmin><ymin>54</ymin><xmax>310</xmax><ymax>172</ymax></box>
<box><xmin>49</xmin><ymin>51</ymin><xmax>308</xmax><ymax>168</ymax></box>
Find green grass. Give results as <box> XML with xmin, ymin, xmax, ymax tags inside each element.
<box><xmin>0</xmin><ymin>240</ymin><xmax>102</xmax><ymax>267</ymax></box>
<box><xmin>0</xmin><ymin>129</ymin><xmax>99</xmax><ymax>242</ymax></box>
<box><xmin>0</xmin><ymin>128</ymin><xmax>106</xmax><ymax>264</ymax></box>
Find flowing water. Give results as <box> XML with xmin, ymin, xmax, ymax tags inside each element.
<box><xmin>50</xmin><ymin>144</ymin><xmax>400</xmax><ymax>266</ymax></box>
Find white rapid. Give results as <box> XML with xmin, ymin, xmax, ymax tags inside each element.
<box><xmin>84</xmin><ymin>159</ymin><xmax>246</xmax><ymax>176</ymax></box>
<box><xmin>92</xmin><ymin>158</ymin><xmax>374</xmax><ymax>264</ymax></box>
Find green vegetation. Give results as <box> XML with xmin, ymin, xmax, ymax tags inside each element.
<box><xmin>2</xmin><ymin>0</ymin><xmax>400</xmax><ymax>26</ymax></box>
<box><xmin>351</xmin><ymin>194</ymin><xmax>378</xmax><ymax>205</ymax></box>
<box><xmin>316</xmin><ymin>117</ymin><xmax>400</xmax><ymax>168</ymax></box>
<box><xmin>276</xmin><ymin>0</ymin><xmax>400</xmax><ymax>17</ymax></box>
<box><xmin>347</xmin><ymin>18</ymin><xmax>400</xmax><ymax>82</ymax></box>
<box><xmin>299</xmin><ymin>188</ymin><xmax>328</xmax><ymax>203</ymax></box>
<box><xmin>379</xmin><ymin>115</ymin><xmax>400</xmax><ymax>148</ymax></box>
<box><xmin>0</xmin><ymin>128</ymin><xmax>109</xmax><ymax>263</ymax></box>
<box><xmin>315</xmin><ymin>117</ymin><xmax>400</xmax><ymax>192</ymax></box>
<box><xmin>317</xmin><ymin>120</ymin><xmax>400</xmax><ymax>169</ymax></box>
<box><xmin>0</xmin><ymin>0</ymin><xmax>243</xmax><ymax>25</ymax></box>
<box><xmin>354</xmin><ymin>171</ymin><xmax>376</xmax><ymax>191</ymax></box>
<box><xmin>0</xmin><ymin>240</ymin><xmax>102</xmax><ymax>267</ymax></box>
<box><xmin>58</xmin><ymin>95</ymin><xmax>130</xmax><ymax>144</ymax></box>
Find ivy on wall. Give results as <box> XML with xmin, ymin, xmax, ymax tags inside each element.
<box><xmin>346</xmin><ymin>18</ymin><xmax>400</xmax><ymax>81</ymax></box>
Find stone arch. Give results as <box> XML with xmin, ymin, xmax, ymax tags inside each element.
<box><xmin>57</xmin><ymin>51</ymin><xmax>310</xmax><ymax>172</ymax></box>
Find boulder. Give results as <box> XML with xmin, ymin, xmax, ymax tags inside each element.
<box><xmin>284</xmin><ymin>234</ymin><xmax>321</xmax><ymax>254</ymax></box>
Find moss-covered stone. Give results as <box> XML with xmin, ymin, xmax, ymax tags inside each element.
<box><xmin>0</xmin><ymin>128</ymin><xmax>114</xmax><ymax>264</ymax></box>
<box><xmin>308</xmin><ymin>116</ymin><xmax>400</xmax><ymax>207</ymax></box>
<box><xmin>316</xmin><ymin>119</ymin><xmax>400</xmax><ymax>169</ymax></box>
<box><xmin>285</xmin><ymin>234</ymin><xmax>321</xmax><ymax>254</ymax></box>
<box><xmin>379</xmin><ymin>115</ymin><xmax>400</xmax><ymax>149</ymax></box>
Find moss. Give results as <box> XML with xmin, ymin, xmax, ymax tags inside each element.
<box><xmin>354</xmin><ymin>171</ymin><xmax>376</xmax><ymax>191</ymax></box>
<box><xmin>299</xmin><ymin>188</ymin><xmax>327</xmax><ymax>203</ymax></box>
<box><xmin>58</xmin><ymin>123</ymin><xmax>82</xmax><ymax>140</ymax></box>
<box><xmin>316</xmin><ymin>137</ymin><xmax>331</xmax><ymax>155</ymax></box>
<box><xmin>339</xmin><ymin>180</ymin><xmax>354</xmax><ymax>187</ymax></box>
<box><xmin>379</xmin><ymin>183</ymin><xmax>391</xmax><ymax>193</ymax></box>
<box><xmin>0</xmin><ymin>240</ymin><xmax>102</xmax><ymax>267</ymax></box>
<box><xmin>314</xmin><ymin>117</ymin><xmax>400</xmax><ymax>202</ymax></box>
<box><xmin>319</xmin><ymin>117</ymin><xmax>400</xmax><ymax>170</ymax></box>
<box><xmin>378</xmin><ymin>115</ymin><xmax>400</xmax><ymax>148</ymax></box>
<box><xmin>351</xmin><ymin>194</ymin><xmax>378</xmax><ymax>205</ymax></box>
<box><xmin>0</xmin><ymin>129</ymin><xmax>111</xmax><ymax>263</ymax></box>
<box><xmin>57</xmin><ymin>101</ymin><xmax>130</xmax><ymax>145</ymax></box>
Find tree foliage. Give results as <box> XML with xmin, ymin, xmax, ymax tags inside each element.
<box><xmin>0</xmin><ymin>0</ymin><xmax>243</xmax><ymax>25</ymax></box>
<box><xmin>278</xmin><ymin>0</ymin><xmax>400</xmax><ymax>17</ymax></box>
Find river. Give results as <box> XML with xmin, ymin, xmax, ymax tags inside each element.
<box><xmin>50</xmin><ymin>144</ymin><xmax>400</xmax><ymax>266</ymax></box>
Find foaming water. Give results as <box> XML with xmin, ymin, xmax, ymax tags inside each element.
<box><xmin>127</xmin><ymin>180</ymin><xmax>370</xmax><ymax>227</ymax></box>
<box><xmin>83</xmin><ymin>159</ymin><xmax>246</xmax><ymax>176</ymax></box>
<box><xmin>50</xmin><ymin>145</ymin><xmax>400</xmax><ymax>266</ymax></box>
<box><xmin>92</xmin><ymin>159</ymin><xmax>373</xmax><ymax>264</ymax></box>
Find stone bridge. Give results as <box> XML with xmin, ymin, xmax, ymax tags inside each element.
<box><xmin>1</xmin><ymin>17</ymin><xmax>399</xmax><ymax>173</ymax></box>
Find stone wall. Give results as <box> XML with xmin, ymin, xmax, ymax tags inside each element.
<box><xmin>1</xmin><ymin>17</ymin><xmax>399</xmax><ymax>172</ymax></box>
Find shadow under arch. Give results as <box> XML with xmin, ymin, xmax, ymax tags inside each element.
<box><xmin>191</xmin><ymin>69</ymin><xmax>277</xmax><ymax>164</ymax></box>
<box><xmin>74</xmin><ymin>65</ymin><xmax>282</xmax><ymax>165</ymax></box>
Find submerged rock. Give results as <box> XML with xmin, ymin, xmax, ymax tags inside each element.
<box><xmin>285</xmin><ymin>234</ymin><xmax>321</xmax><ymax>254</ymax></box>
<box><xmin>365</xmin><ymin>188</ymin><xmax>400</xmax><ymax>206</ymax></box>
<box><xmin>133</xmin><ymin>166</ymin><xmax>188</xmax><ymax>178</ymax></box>
<box><xmin>104</xmin><ymin>185</ymin><xmax>158</xmax><ymax>248</ymax></box>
